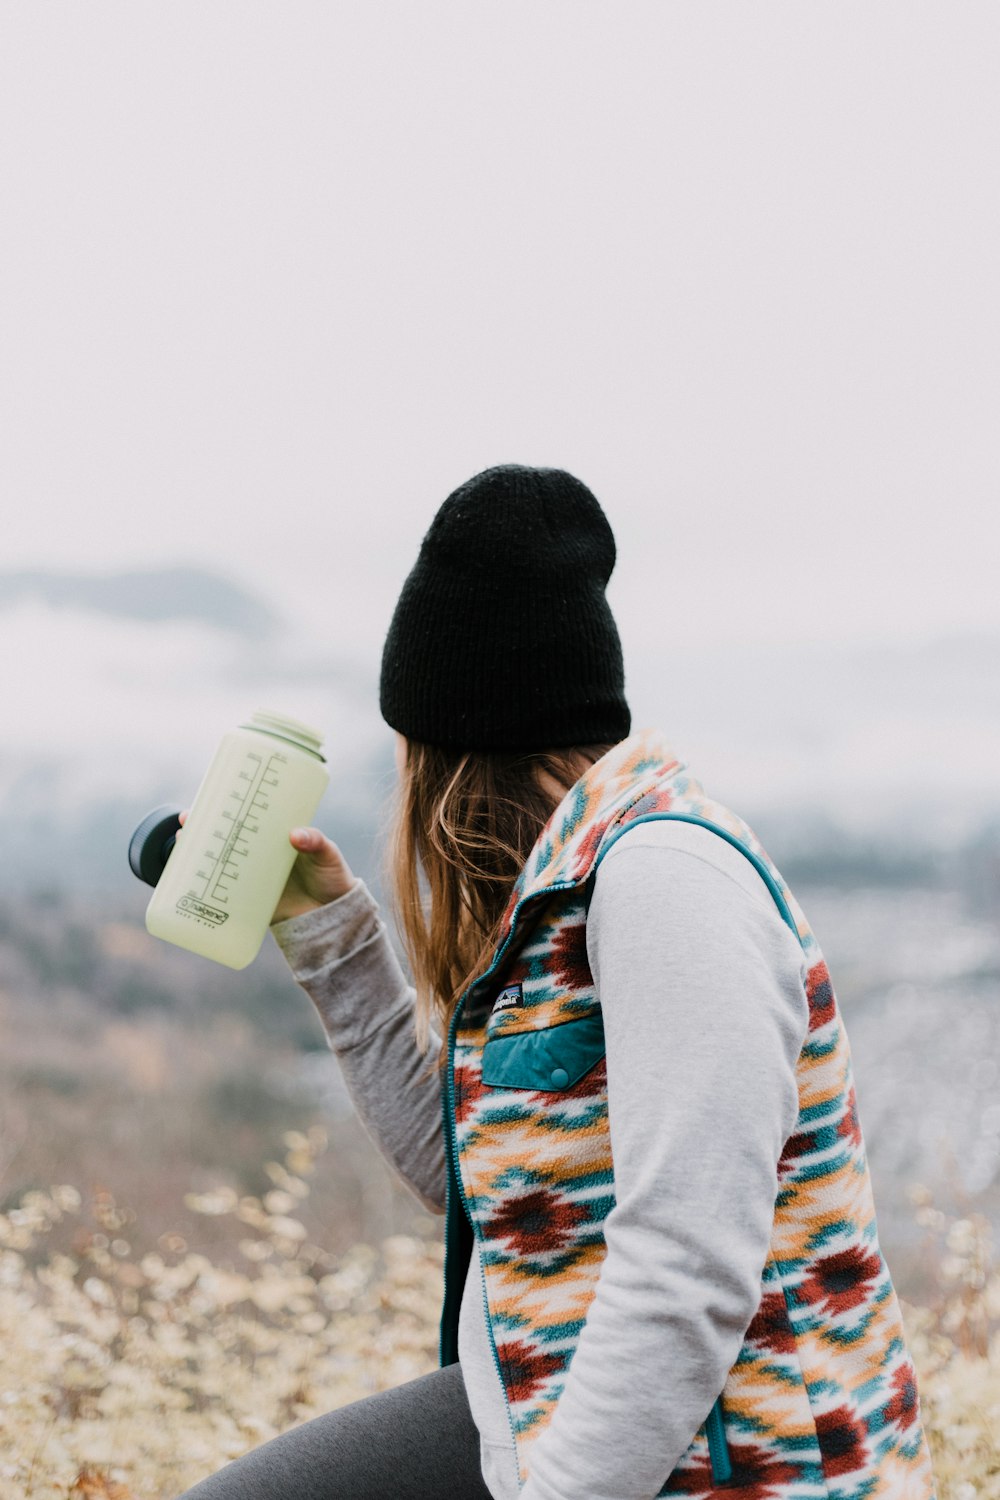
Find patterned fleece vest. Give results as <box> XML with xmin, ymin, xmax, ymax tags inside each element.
<box><xmin>439</xmin><ymin>731</ymin><xmax>936</xmax><ymax>1499</ymax></box>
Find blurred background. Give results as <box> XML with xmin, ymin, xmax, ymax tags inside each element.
<box><xmin>1</xmin><ymin>3</ymin><xmax>999</xmax><ymax>1314</ymax></box>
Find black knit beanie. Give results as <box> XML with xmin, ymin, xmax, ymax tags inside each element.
<box><xmin>379</xmin><ymin>464</ymin><xmax>631</xmax><ymax>751</ymax></box>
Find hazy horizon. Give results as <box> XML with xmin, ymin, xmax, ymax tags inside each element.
<box><xmin>2</xmin><ymin>563</ymin><xmax>1000</xmax><ymax>868</ymax></box>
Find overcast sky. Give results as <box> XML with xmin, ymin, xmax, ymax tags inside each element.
<box><xmin>2</xmin><ymin>3</ymin><xmax>998</xmax><ymax>673</ymax></box>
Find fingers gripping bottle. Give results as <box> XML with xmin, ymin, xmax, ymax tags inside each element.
<box><xmin>138</xmin><ymin>710</ymin><xmax>329</xmax><ymax>969</ymax></box>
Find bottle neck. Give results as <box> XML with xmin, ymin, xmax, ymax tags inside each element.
<box><xmin>241</xmin><ymin>709</ymin><xmax>326</xmax><ymax>762</ymax></box>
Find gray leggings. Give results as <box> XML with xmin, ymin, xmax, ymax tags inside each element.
<box><xmin>177</xmin><ymin>1362</ymin><xmax>495</xmax><ymax>1499</ymax></box>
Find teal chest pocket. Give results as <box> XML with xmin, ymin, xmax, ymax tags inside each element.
<box><xmin>481</xmin><ymin>1011</ymin><xmax>606</xmax><ymax>1091</ymax></box>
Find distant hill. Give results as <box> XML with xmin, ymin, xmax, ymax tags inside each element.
<box><xmin>1</xmin><ymin>576</ymin><xmax>999</xmax><ymax>895</ymax></box>
<box><xmin>0</xmin><ymin>566</ymin><xmax>279</xmax><ymax>638</ymax></box>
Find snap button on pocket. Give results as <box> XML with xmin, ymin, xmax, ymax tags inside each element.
<box><xmin>480</xmin><ymin>1012</ymin><xmax>606</xmax><ymax>1091</ymax></box>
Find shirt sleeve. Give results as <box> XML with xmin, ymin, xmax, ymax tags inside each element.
<box><xmin>270</xmin><ymin>878</ymin><xmax>447</xmax><ymax>1214</ymax></box>
<box><xmin>520</xmin><ymin>823</ymin><xmax>810</xmax><ymax>1500</ymax></box>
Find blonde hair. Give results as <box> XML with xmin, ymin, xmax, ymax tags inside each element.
<box><xmin>387</xmin><ymin>739</ymin><xmax>614</xmax><ymax>1052</ymax></box>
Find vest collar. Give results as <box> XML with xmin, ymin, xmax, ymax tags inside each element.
<box><xmin>498</xmin><ymin>728</ymin><xmax>686</xmax><ymax>942</ymax></box>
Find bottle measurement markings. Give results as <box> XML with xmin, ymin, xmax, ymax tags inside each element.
<box><xmin>190</xmin><ymin>751</ymin><xmax>287</xmax><ymax>909</ymax></box>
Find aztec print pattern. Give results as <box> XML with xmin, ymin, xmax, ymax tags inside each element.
<box><xmin>448</xmin><ymin>730</ymin><xmax>935</xmax><ymax>1498</ymax></box>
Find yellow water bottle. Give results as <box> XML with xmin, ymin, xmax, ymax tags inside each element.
<box><xmin>130</xmin><ymin>709</ymin><xmax>329</xmax><ymax>969</ymax></box>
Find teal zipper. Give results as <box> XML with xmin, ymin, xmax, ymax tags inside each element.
<box><xmin>444</xmin><ymin>982</ymin><xmax>520</xmax><ymax>1461</ymax></box>
<box><xmin>705</xmin><ymin>1394</ymin><xmax>733</xmax><ymax>1485</ymax></box>
<box><xmin>440</xmin><ymin>880</ymin><xmax>580</xmax><ymax>1463</ymax></box>
<box><xmin>438</xmin><ymin>1094</ymin><xmax>471</xmax><ymax>1365</ymax></box>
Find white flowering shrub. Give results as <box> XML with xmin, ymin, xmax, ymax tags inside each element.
<box><xmin>0</xmin><ymin>1143</ymin><xmax>996</xmax><ymax>1498</ymax></box>
<box><xmin>0</xmin><ymin>1129</ymin><xmax>441</xmax><ymax>1498</ymax></box>
<box><xmin>901</xmin><ymin>1189</ymin><xmax>1000</xmax><ymax>1498</ymax></box>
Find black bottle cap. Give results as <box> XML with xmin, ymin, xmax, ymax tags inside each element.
<box><xmin>128</xmin><ymin>806</ymin><xmax>183</xmax><ymax>888</ymax></box>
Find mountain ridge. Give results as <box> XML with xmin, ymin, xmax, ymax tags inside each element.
<box><xmin>0</xmin><ymin>565</ymin><xmax>279</xmax><ymax>638</ymax></box>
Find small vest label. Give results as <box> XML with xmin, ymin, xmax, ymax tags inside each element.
<box><xmin>493</xmin><ymin>983</ymin><xmax>523</xmax><ymax>1013</ymax></box>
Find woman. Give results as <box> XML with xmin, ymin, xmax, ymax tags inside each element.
<box><xmin>182</xmin><ymin>465</ymin><xmax>935</xmax><ymax>1499</ymax></box>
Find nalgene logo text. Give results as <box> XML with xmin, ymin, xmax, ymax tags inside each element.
<box><xmin>177</xmin><ymin>896</ymin><xmax>229</xmax><ymax>926</ymax></box>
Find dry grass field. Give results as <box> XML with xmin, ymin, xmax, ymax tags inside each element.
<box><xmin>0</xmin><ymin>1132</ymin><xmax>997</xmax><ymax>1500</ymax></box>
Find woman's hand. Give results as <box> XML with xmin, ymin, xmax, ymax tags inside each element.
<box><xmin>177</xmin><ymin>813</ymin><xmax>356</xmax><ymax>922</ymax></box>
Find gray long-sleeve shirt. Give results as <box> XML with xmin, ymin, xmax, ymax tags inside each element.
<box><xmin>271</xmin><ymin>818</ymin><xmax>810</xmax><ymax>1500</ymax></box>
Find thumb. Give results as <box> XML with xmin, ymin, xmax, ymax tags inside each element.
<box><xmin>289</xmin><ymin>826</ymin><xmax>340</xmax><ymax>861</ymax></box>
